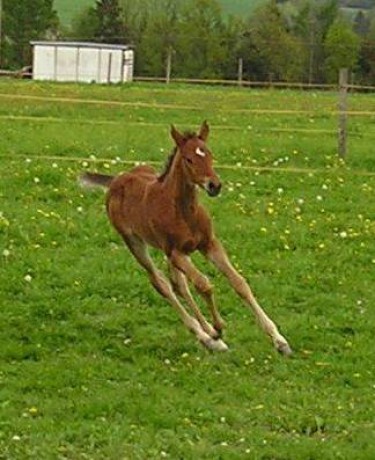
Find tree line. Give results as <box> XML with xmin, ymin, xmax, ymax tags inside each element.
<box><xmin>1</xmin><ymin>0</ymin><xmax>375</xmax><ymax>85</ymax></box>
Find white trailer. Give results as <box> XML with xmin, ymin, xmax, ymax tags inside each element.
<box><xmin>30</xmin><ymin>41</ymin><xmax>134</xmax><ymax>84</ymax></box>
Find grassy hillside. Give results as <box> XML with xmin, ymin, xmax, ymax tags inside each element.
<box><xmin>0</xmin><ymin>80</ymin><xmax>375</xmax><ymax>458</ymax></box>
<box><xmin>54</xmin><ymin>0</ymin><xmax>265</xmax><ymax>27</ymax></box>
<box><xmin>218</xmin><ymin>0</ymin><xmax>265</xmax><ymax>17</ymax></box>
<box><xmin>54</xmin><ymin>0</ymin><xmax>94</xmax><ymax>27</ymax></box>
<box><xmin>54</xmin><ymin>0</ymin><xmax>373</xmax><ymax>28</ymax></box>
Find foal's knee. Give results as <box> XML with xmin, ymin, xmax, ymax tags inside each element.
<box><xmin>195</xmin><ymin>275</ymin><xmax>214</xmax><ymax>298</ymax></box>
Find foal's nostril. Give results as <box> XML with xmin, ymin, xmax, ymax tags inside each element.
<box><xmin>207</xmin><ymin>181</ymin><xmax>221</xmax><ymax>197</ymax></box>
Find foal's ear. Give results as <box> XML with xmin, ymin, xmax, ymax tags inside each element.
<box><xmin>170</xmin><ymin>125</ymin><xmax>185</xmax><ymax>147</ymax></box>
<box><xmin>198</xmin><ymin>120</ymin><xmax>209</xmax><ymax>141</ymax></box>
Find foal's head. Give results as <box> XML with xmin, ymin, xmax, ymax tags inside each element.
<box><xmin>170</xmin><ymin>121</ymin><xmax>221</xmax><ymax>197</ymax></box>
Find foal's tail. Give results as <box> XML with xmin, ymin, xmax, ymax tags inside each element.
<box><xmin>79</xmin><ymin>172</ymin><xmax>114</xmax><ymax>189</ymax></box>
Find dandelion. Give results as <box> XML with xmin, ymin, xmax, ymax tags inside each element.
<box><xmin>0</xmin><ymin>212</ymin><xmax>10</xmax><ymax>228</ymax></box>
<box><xmin>24</xmin><ymin>274</ymin><xmax>32</xmax><ymax>282</ymax></box>
<box><xmin>339</xmin><ymin>231</ymin><xmax>347</xmax><ymax>238</ymax></box>
<box><xmin>316</xmin><ymin>195</ymin><xmax>323</xmax><ymax>201</ymax></box>
<box><xmin>34</xmin><ymin>177</ymin><xmax>40</xmax><ymax>184</ymax></box>
<box><xmin>28</xmin><ymin>407</ymin><xmax>38</xmax><ymax>416</ymax></box>
<box><xmin>2</xmin><ymin>249</ymin><xmax>10</xmax><ymax>257</ymax></box>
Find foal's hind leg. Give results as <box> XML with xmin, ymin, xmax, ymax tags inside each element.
<box><xmin>122</xmin><ymin>235</ymin><xmax>228</xmax><ymax>352</ymax></box>
<box><xmin>204</xmin><ymin>238</ymin><xmax>292</xmax><ymax>356</ymax></box>
<box><xmin>168</xmin><ymin>261</ymin><xmax>219</xmax><ymax>339</ymax></box>
<box><xmin>169</xmin><ymin>251</ymin><xmax>226</xmax><ymax>337</ymax></box>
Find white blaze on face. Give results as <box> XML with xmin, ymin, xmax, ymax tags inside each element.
<box><xmin>195</xmin><ymin>147</ymin><xmax>206</xmax><ymax>157</ymax></box>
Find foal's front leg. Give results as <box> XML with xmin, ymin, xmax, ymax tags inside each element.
<box><xmin>122</xmin><ymin>235</ymin><xmax>227</xmax><ymax>352</ymax></box>
<box><xmin>168</xmin><ymin>261</ymin><xmax>220</xmax><ymax>339</ymax></box>
<box><xmin>204</xmin><ymin>238</ymin><xmax>292</xmax><ymax>356</ymax></box>
<box><xmin>169</xmin><ymin>251</ymin><xmax>226</xmax><ymax>336</ymax></box>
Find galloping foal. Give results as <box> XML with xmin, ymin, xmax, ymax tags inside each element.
<box><xmin>81</xmin><ymin>121</ymin><xmax>292</xmax><ymax>355</ymax></box>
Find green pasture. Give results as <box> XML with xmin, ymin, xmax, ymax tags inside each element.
<box><xmin>1</xmin><ymin>80</ymin><xmax>375</xmax><ymax>459</ymax></box>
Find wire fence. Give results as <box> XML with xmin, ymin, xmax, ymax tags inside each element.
<box><xmin>1</xmin><ymin>67</ymin><xmax>374</xmax><ymax>164</ymax></box>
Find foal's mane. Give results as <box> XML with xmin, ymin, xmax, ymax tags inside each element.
<box><xmin>158</xmin><ymin>130</ymin><xmax>198</xmax><ymax>182</ymax></box>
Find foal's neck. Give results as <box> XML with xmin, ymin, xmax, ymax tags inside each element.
<box><xmin>163</xmin><ymin>151</ymin><xmax>198</xmax><ymax>215</ymax></box>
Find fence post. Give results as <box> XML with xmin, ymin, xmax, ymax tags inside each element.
<box><xmin>237</xmin><ymin>58</ymin><xmax>243</xmax><ymax>87</ymax></box>
<box><xmin>338</xmin><ymin>68</ymin><xmax>348</xmax><ymax>159</ymax></box>
<box><xmin>166</xmin><ymin>47</ymin><xmax>172</xmax><ymax>84</ymax></box>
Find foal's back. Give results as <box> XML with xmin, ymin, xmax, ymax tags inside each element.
<box><xmin>106</xmin><ymin>165</ymin><xmax>159</xmax><ymax>239</ymax></box>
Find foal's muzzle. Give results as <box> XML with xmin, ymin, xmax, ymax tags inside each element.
<box><xmin>206</xmin><ymin>180</ymin><xmax>222</xmax><ymax>197</ymax></box>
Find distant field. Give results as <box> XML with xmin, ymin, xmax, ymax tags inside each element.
<box><xmin>218</xmin><ymin>0</ymin><xmax>265</xmax><ymax>16</ymax></box>
<box><xmin>54</xmin><ymin>0</ymin><xmax>265</xmax><ymax>27</ymax></box>
<box><xmin>1</xmin><ymin>80</ymin><xmax>375</xmax><ymax>458</ymax></box>
<box><xmin>54</xmin><ymin>0</ymin><xmax>94</xmax><ymax>26</ymax></box>
<box><xmin>54</xmin><ymin>0</ymin><xmax>366</xmax><ymax>28</ymax></box>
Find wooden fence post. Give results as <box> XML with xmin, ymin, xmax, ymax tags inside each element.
<box><xmin>238</xmin><ymin>58</ymin><xmax>243</xmax><ymax>87</ymax></box>
<box><xmin>166</xmin><ymin>47</ymin><xmax>172</xmax><ymax>84</ymax></box>
<box><xmin>338</xmin><ymin>68</ymin><xmax>348</xmax><ymax>159</ymax></box>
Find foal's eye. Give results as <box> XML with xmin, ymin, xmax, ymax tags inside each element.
<box><xmin>185</xmin><ymin>158</ymin><xmax>193</xmax><ymax>164</ymax></box>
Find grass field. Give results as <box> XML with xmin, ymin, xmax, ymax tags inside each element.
<box><xmin>1</xmin><ymin>80</ymin><xmax>375</xmax><ymax>459</ymax></box>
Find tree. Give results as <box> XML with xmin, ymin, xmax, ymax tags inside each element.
<box><xmin>70</xmin><ymin>7</ymin><xmax>98</xmax><ymax>42</ymax></box>
<box><xmin>2</xmin><ymin>0</ymin><xmax>58</xmax><ymax>68</ymax></box>
<box><xmin>174</xmin><ymin>0</ymin><xmax>228</xmax><ymax>78</ymax></box>
<box><xmin>94</xmin><ymin>0</ymin><xmax>125</xmax><ymax>44</ymax></box>
<box><xmin>354</xmin><ymin>11</ymin><xmax>375</xmax><ymax>84</ymax></box>
<box><xmin>243</xmin><ymin>1</ymin><xmax>305</xmax><ymax>82</ymax></box>
<box><xmin>292</xmin><ymin>0</ymin><xmax>340</xmax><ymax>83</ymax></box>
<box><xmin>324</xmin><ymin>19</ymin><xmax>360</xmax><ymax>82</ymax></box>
<box><xmin>136</xmin><ymin>0</ymin><xmax>182</xmax><ymax>77</ymax></box>
<box><xmin>353</xmin><ymin>10</ymin><xmax>370</xmax><ymax>37</ymax></box>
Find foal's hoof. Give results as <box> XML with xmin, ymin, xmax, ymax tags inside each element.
<box><xmin>211</xmin><ymin>328</ymin><xmax>223</xmax><ymax>340</ymax></box>
<box><xmin>276</xmin><ymin>341</ymin><xmax>293</xmax><ymax>357</ymax></box>
<box><xmin>203</xmin><ymin>337</ymin><xmax>229</xmax><ymax>352</ymax></box>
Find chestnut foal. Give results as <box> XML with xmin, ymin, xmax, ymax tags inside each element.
<box><xmin>81</xmin><ymin>122</ymin><xmax>291</xmax><ymax>355</ymax></box>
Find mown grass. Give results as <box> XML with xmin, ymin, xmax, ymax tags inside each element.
<box><xmin>1</xmin><ymin>80</ymin><xmax>375</xmax><ymax>459</ymax></box>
